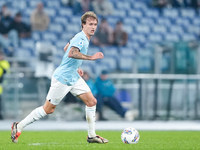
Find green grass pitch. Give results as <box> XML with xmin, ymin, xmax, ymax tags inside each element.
<box><xmin>0</xmin><ymin>130</ymin><xmax>199</xmax><ymax>150</ymax></box>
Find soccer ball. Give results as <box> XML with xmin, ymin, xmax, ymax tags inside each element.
<box><xmin>121</xmin><ymin>127</ymin><xmax>140</xmax><ymax>144</ymax></box>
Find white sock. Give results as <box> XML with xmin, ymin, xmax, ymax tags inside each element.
<box><xmin>17</xmin><ymin>106</ymin><xmax>47</xmax><ymax>132</ymax></box>
<box><xmin>85</xmin><ymin>105</ymin><xmax>96</xmax><ymax>138</ymax></box>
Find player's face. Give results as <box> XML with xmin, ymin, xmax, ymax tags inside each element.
<box><xmin>83</xmin><ymin>17</ymin><xmax>98</xmax><ymax>38</ymax></box>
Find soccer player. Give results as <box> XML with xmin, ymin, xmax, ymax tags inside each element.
<box><xmin>11</xmin><ymin>11</ymin><xmax>108</xmax><ymax>144</ymax></box>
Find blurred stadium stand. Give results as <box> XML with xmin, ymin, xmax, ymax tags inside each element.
<box><xmin>1</xmin><ymin>0</ymin><xmax>200</xmax><ymax>121</ymax></box>
<box><xmin>1</xmin><ymin>0</ymin><xmax>199</xmax><ymax>74</ymax></box>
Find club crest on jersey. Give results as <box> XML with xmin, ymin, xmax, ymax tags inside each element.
<box><xmin>78</xmin><ymin>40</ymin><xmax>83</xmax><ymax>48</ymax></box>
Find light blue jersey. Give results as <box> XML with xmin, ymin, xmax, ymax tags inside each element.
<box><xmin>53</xmin><ymin>31</ymin><xmax>89</xmax><ymax>86</ymax></box>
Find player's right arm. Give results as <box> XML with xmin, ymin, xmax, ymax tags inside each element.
<box><xmin>63</xmin><ymin>43</ymin><xmax>70</xmax><ymax>52</ymax></box>
<box><xmin>68</xmin><ymin>47</ymin><xmax>104</xmax><ymax>60</ymax></box>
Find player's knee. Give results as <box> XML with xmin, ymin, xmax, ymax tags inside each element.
<box><xmin>44</xmin><ymin>107</ymin><xmax>55</xmax><ymax>114</ymax></box>
<box><xmin>43</xmin><ymin>100</ymin><xmax>57</xmax><ymax>114</ymax></box>
<box><xmin>48</xmin><ymin>109</ymin><xmax>55</xmax><ymax>114</ymax></box>
<box><xmin>87</xmin><ymin>97</ymin><xmax>97</xmax><ymax>107</ymax></box>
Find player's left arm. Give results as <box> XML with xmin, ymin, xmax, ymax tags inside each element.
<box><xmin>68</xmin><ymin>47</ymin><xmax>104</xmax><ymax>60</ymax></box>
<box><xmin>63</xmin><ymin>43</ymin><xmax>70</xmax><ymax>52</ymax></box>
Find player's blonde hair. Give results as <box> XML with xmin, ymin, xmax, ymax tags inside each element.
<box><xmin>81</xmin><ymin>11</ymin><xmax>98</xmax><ymax>29</ymax></box>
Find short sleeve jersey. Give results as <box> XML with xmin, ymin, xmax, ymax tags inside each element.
<box><xmin>53</xmin><ymin>31</ymin><xmax>89</xmax><ymax>86</ymax></box>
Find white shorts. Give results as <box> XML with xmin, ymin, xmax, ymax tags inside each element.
<box><xmin>46</xmin><ymin>77</ymin><xmax>91</xmax><ymax>105</ymax></box>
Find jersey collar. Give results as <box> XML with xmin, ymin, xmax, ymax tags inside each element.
<box><xmin>82</xmin><ymin>31</ymin><xmax>90</xmax><ymax>42</ymax></box>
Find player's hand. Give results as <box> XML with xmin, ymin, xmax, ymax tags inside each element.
<box><xmin>77</xmin><ymin>68</ymin><xmax>84</xmax><ymax>76</ymax></box>
<box><xmin>91</xmin><ymin>52</ymin><xmax>104</xmax><ymax>60</ymax></box>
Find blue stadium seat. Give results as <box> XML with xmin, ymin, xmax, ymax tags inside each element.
<box><xmin>32</xmin><ymin>31</ymin><xmax>41</xmax><ymax>41</ymax></box>
<box><xmin>143</xmin><ymin>9</ymin><xmax>159</xmax><ymax>18</ymax></box>
<box><xmin>38</xmin><ymin>40</ymin><xmax>53</xmax><ymax>46</ymax></box>
<box><xmin>156</xmin><ymin>17</ymin><xmax>172</xmax><ymax>27</ymax></box>
<box><xmin>81</xmin><ymin>64</ymin><xmax>95</xmax><ymax>76</ymax></box>
<box><xmin>87</xmin><ymin>46</ymin><xmax>101</xmax><ymax>57</ymax></box>
<box><xmin>163</xmin><ymin>8</ymin><xmax>179</xmax><ymax>18</ymax></box>
<box><xmin>123</xmin><ymin>17</ymin><xmax>138</xmax><ymax>26</ymax></box>
<box><xmin>135</xmin><ymin>25</ymin><xmax>150</xmax><ymax>34</ymax></box>
<box><xmin>131</xmin><ymin>34</ymin><xmax>146</xmax><ymax>44</ymax></box>
<box><xmin>55</xmin><ymin>40</ymin><xmax>67</xmax><ymax>50</ymax></box>
<box><xmin>139</xmin><ymin>17</ymin><xmax>155</xmax><ymax>26</ymax></box>
<box><xmin>48</xmin><ymin>23</ymin><xmax>63</xmax><ymax>33</ymax></box>
<box><xmin>0</xmin><ymin>1</ymin><xmax>6</xmax><ymax>7</ymax></box>
<box><xmin>123</xmin><ymin>25</ymin><xmax>133</xmax><ymax>33</ymax></box>
<box><xmin>187</xmin><ymin>25</ymin><xmax>200</xmax><ymax>36</ymax></box>
<box><xmin>93</xmin><ymin>62</ymin><xmax>110</xmax><ymax>76</ymax></box>
<box><xmin>132</xmin><ymin>1</ymin><xmax>148</xmax><ymax>9</ymax></box>
<box><xmin>54</xmin><ymin>48</ymin><xmax>65</xmax><ymax>62</ymax></box>
<box><xmin>152</xmin><ymin>25</ymin><xmax>167</xmax><ymax>34</ymax></box>
<box><xmin>128</xmin><ymin>10</ymin><xmax>143</xmax><ymax>18</ymax></box>
<box><xmin>60</xmin><ymin>32</ymin><xmax>74</xmax><ymax>41</ymax></box>
<box><xmin>15</xmin><ymin>48</ymin><xmax>33</xmax><ymax>61</ymax></box>
<box><xmin>180</xmin><ymin>9</ymin><xmax>195</xmax><ymax>18</ymax></box>
<box><xmin>53</xmin><ymin>48</ymin><xmax>65</xmax><ymax>67</ymax></box>
<box><xmin>54</xmin><ymin>16</ymin><xmax>68</xmax><ymax>26</ymax></box>
<box><xmin>119</xmin><ymin>48</ymin><xmax>135</xmax><ymax>61</ymax></box>
<box><xmin>115</xmin><ymin>1</ymin><xmax>131</xmax><ymax>10</ymax></box>
<box><xmin>101</xmin><ymin>47</ymin><xmax>118</xmax><ymax>57</ymax></box>
<box><xmin>28</xmin><ymin>0</ymin><xmax>41</xmax><ymax>8</ymax></box>
<box><xmin>148</xmin><ymin>34</ymin><xmax>163</xmax><ymax>42</ymax></box>
<box><xmin>109</xmin><ymin>0</ymin><xmax>117</xmax><ymax>2</ymax></box>
<box><xmin>88</xmin><ymin>46</ymin><xmax>101</xmax><ymax>54</ymax></box>
<box><xmin>127</xmin><ymin>42</ymin><xmax>141</xmax><ymax>50</ymax></box>
<box><xmin>11</xmin><ymin>1</ymin><xmax>27</xmax><ymax>10</ymax></box>
<box><xmin>70</xmin><ymin>16</ymin><xmax>81</xmax><ymax>24</ymax></box>
<box><xmin>46</xmin><ymin>1</ymin><xmax>60</xmax><ymax>8</ymax></box>
<box><xmin>138</xmin><ymin>48</ymin><xmax>153</xmax><ymax>58</ymax></box>
<box><xmin>169</xmin><ymin>25</ymin><xmax>184</xmax><ymax>35</ymax></box>
<box><xmin>22</xmin><ymin>16</ymin><xmax>30</xmax><ymax>24</ymax></box>
<box><xmin>118</xmin><ymin>56</ymin><xmax>134</xmax><ymax>72</ymax></box>
<box><xmin>66</xmin><ymin>23</ymin><xmax>81</xmax><ymax>33</ymax></box>
<box><xmin>106</xmin><ymin>16</ymin><xmax>121</xmax><ymax>27</ymax></box>
<box><xmin>54</xmin><ymin>48</ymin><xmax>65</xmax><ymax>56</ymax></box>
<box><xmin>42</xmin><ymin>32</ymin><xmax>58</xmax><ymax>42</ymax></box>
<box><xmin>164</xmin><ymin>33</ymin><xmax>180</xmax><ymax>42</ymax></box>
<box><xmin>175</xmin><ymin>18</ymin><xmax>190</xmax><ymax>27</ymax></box>
<box><xmin>24</xmin><ymin>8</ymin><xmax>34</xmax><ymax>17</ymax></box>
<box><xmin>82</xmin><ymin>59</ymin><xmax>96</xmax><ymax>70</ymax></box>
<box><xmin>181</xmin><ymin>34</ymin><xmax>196</xmax><ymax>41</ymax></box>
<box><xmin>58</xmin><ymin>8</ymin><xmax>73</xmax><ymax>17</ymax></box>
<box><xmin>193</xmin><ymin>17</ymin><xmax>200</xmax><ymax>25</ymax></box>
<box><xmin>113</xmin><ymin>9</ymin><xmax>127</xmax><ymax>17</ymax></box>
<box><xmin>44</xmin><ymin>8</ymin><xmax>57</xmax><ymax>18</ymax></box>
<box><xmin>20</xmin><ymin>39</ymin><xmax>35</xmax><ymax>49</ymax></box>
<box><xmin>101</xmin><ymin>57</ymin><xmax>117</xmax><ymax>71</ymax></box>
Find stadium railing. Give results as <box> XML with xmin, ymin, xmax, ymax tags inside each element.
<box><xmin>109</xmin><ymin>73</ymin><xmax>200</xmax><ymax>120</ymax></box>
